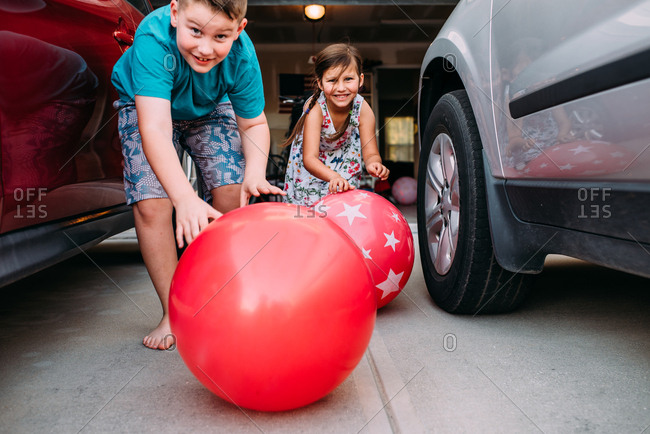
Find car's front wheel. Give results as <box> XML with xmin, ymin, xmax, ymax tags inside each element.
<box><xmin>417</xmin><ymin>90</ymin><xmax>532</xmax><ymax>314</ymax></box>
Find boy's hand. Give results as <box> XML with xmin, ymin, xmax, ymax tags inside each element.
<box><xmin>240</xmin><ymin>177</ymin><xmax>286</xmax><ymax>207</ymax></box>
<box><xmin>366</xmin><ymin>162</ymin><xmax>390</xmax><ymax>181</ymax></box>
<box><xmin>174</xmin><ymin>196</ymin><xmax>222</xmax><ymax>248</ymax></box>
<box><xmin>328</xmin><ymin>176</ymin><xmax>354</xmax><ymax>194</ymax></box>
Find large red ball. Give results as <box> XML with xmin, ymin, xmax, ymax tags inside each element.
<box><xmin>316</xmin><ymin>190</ymin><xmax>415</xmax><ymax>308</ymax></box>
<box><xmin>169</xmin><ymin>202</ymin><xmax>376</xmax><ymax>412</ymax></box>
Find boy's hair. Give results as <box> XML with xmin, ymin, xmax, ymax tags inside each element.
<box><xmin>178</xmin><ymin>0</ymin><xmax>247</xmax><ymax>22</ymax></box>
<box><xmin>283</xmin><ymin>43</ymin><xmax>363</xmax><ymax>147</ymax></box>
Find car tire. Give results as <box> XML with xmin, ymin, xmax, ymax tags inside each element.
<box><xmin>417</xmin><ymin>90</ymin><xmax>532</xmax><ymax>314</ymax></box>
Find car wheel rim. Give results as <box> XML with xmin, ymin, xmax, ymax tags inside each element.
<box><xmin>424</xmin><ymin>133</ymin><xmax>460</xmax><ymax>275</ymax></box>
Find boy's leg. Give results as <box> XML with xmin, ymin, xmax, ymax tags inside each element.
<box><xmin>211</xmin><ymin>184</ymin><xmax>240</xmax><ymax>213</ymax></box>
<box><xmin>181</xmin><ymin>101</ymin><xmax>245</xmax><ymax>213</ymax></box>
<box><xmin>133</xmin><ymin>198</ymin><xmax>177</xmax><ymax>350</ymax></box>
<box><xmin>117</xmin><ymin>101</ymin><xmax>180</xmax><ymax>350</ymax></box>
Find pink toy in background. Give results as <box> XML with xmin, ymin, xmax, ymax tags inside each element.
<box><xmin>391</xmin><ymin>176</ymin><xmax>418</xmax><ymax>205</ymax></box>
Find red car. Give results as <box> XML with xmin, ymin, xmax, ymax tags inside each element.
<box><xmin>0</xmin><ymin>0</ymin><xmax>152</xmax><ymax>286</ymax></box>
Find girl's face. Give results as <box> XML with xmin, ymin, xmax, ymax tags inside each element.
<box><xmin>170</xmin><ymin>0</ymin><xmax>247</xmax><ymax>74</ymax></box>
<box><xmin>318</xmin><ymin>63</ymin><xmax>364</xmax><ymax>112</ymax></box>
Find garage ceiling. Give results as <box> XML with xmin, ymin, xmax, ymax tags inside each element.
<box><xmin>150</xmin><ymin>1</ymin><xmax>458</xmax><ymax>45</ymax></box>
<box><xmin>246</xmin><ymin>3</ymin><xmax>456</xmax><ymax>44</ymax></box>
<box><xmin>246</xmin><ymin>0</ymin><xmax>457</xmax><ymax>44</ymax></box>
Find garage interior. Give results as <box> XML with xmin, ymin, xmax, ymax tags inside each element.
<box><xmin>152</xmin><ymin>0</ymin><xmax>458</xmax><ymax>179</ymax></box>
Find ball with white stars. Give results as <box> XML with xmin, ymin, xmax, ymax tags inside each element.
<box><xmin>316</xmin><ymin>190</ymin><xmax>415</xmax><ymax>308</ymax></box>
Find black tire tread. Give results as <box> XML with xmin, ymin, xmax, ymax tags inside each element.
<box><xmin>417</xmin><ymin>90</ymin><xmax>533</xmax><ymax>314</ymax></box>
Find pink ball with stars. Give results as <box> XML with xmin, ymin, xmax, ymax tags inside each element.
<box><xmin>315</xmin><ymin>190</ymin><xmax>415</xmax><ymax>308</ymax></box>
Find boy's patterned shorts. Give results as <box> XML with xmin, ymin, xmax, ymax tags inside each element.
<box><xmin>114</xmin><ymin>101</ymin><xmax>245</xmax><ymax>205</ymax></box>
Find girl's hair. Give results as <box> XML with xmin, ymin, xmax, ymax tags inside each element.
<box><xmin>282</xmin><ymin>43</ymin><xmax>363</xmax><ymax>147</ymax></box>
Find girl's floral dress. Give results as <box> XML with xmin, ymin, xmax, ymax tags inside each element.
<box><xmin>284</xmin><ymin>92</ymin><xmax>364</xmax><ymax>206</ymax></box>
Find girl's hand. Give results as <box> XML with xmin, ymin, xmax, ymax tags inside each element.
<box><xmin>328</xmin><ymin>176</ymin><xmax>354</xmax><ymax>194</ymax></box>
<box><xmin>366</xmin><ymin>162</ymin><xmax>390</xmax><ymax>180</ymax></box>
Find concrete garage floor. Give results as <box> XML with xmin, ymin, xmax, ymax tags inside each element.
<box><xmin>1</xmin><ymin>206</ymin><xmax>649</xmax><ymax>433</ymax></box>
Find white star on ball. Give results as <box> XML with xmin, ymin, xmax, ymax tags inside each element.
<box><xmin>384</xmin><ymin>231</ymin><xmax>400</xmax><ymax>251</ymax></box>
<box><xmin>336</xmin><ymin>203</ymin><xmax>367</xmax><ymax>226</ymax></box>
<box><xmin>375</xmin><ymin>269</ymin><xmax>405</xmax><ymax>298</ymax></box>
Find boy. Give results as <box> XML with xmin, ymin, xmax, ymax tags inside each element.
<box><xmin>111</xmin><ymin>0</ymin><xmax>283</xmax><ymax>350</ymax></box>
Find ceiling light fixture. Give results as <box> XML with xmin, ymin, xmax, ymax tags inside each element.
<box><xmin>304</xmin><ymin>4</ymin><xmax>325</xmax><ymax>22</ymax></box>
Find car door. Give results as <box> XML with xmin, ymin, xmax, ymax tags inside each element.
<box><xmin>489</xmin><ymin>0</ymin><xmax>650</xmax><ymax>182</ymax></box>
<box><xmin>0</xmin><ymin>0</ymin><xmax>150</xmax><ymax>233</ymax></box>
<box><xmin>486</xmin><ymin>0</ymin><xmax>650</xmax><ymax>245</ymax></box>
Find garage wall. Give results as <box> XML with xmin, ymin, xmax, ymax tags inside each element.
<box><xmin>255</xmin><ymin>42</ymin><xmax>430</xmax><ymax>154</ymax></box>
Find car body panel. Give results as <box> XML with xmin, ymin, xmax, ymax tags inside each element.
<box><xmin>0</xmin><ymin>0</ymin><xmax>150</xmax><ymax>286</ymax></box>
<box><xmin>0</xmin><ymin>0</ymin><xmax>145</xmax><ymax>234</ymax></box>
<box><xmin>420</xmin><ymin>0</ymin><xmax>501</xmax><ymax>172</ymax></box>
<box><xmin>491</xmin><ymin>0</ymin><xmax>650</xmax><ymax>182</ymax></box>
<box><xmin>483</xmin><ymin>165</ymin><xmax>650</xmax><ymax>277</ymax></box>
<box><xmin>422</xmin><ymin>0</ymin><xmax>650</xmax><ymax>181</ymax></box>
<box><xmin>418</xmin><ymin>0</ymin><xmax>650</xmax><ymax>276</ymax></box>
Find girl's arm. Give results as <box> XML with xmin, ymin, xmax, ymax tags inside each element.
<box><xmin>359</xmin><ymin>100</ymin><xmax>389</xmax><ymax>180</ymax></box>
<box><xmin>302</xmin><ymin>106</ymin><xmax>353</xmax><ymax>193</ymax></box>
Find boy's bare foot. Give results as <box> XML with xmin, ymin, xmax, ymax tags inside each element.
<box><xmin>143</xmin><ymin>315</ymin><xmax>175</xmax><ymax>350</ymax></box>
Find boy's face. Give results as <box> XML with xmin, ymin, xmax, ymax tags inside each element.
<box><xmin>170</xmin><ymin>0</ymin><xmax>247</xmax><ymax>74</ymax></box>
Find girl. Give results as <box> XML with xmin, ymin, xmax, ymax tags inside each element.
<box><xmin>283</xmin><ymin>43</ymin><xmax>389</xmax><ymax>206</ymax></box>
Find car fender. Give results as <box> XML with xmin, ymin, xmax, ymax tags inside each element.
<box><xmin>418</xmin><ymin>0</ymin><xmax>543</xmax><ymax>273</ymax></box>
<box><xmin>418</xmin><ymin>0</ymin><xmax>504</xmax><ymax>178</ymax></box>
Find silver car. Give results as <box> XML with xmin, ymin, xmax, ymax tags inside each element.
<box><xmin>417</xmin><ymin>0</ymin><xmax>650</xmax><ymax>313</ymax></box>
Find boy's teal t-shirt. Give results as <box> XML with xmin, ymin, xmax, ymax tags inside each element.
<box><xmin>111</xmin><ymin>5</ymin><xmax>264</xmax><ymax>120</ymax></box>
